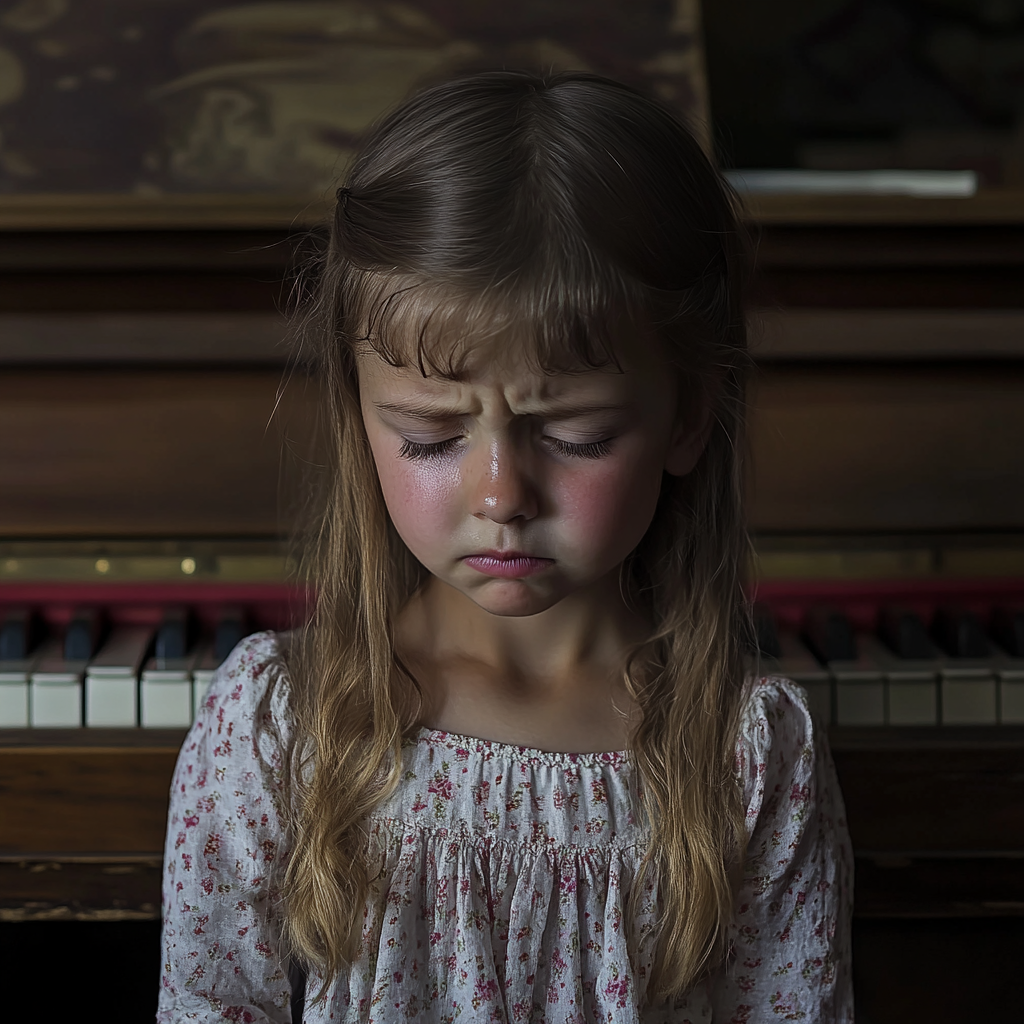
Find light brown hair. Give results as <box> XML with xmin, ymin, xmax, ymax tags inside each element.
<box><xmin>283</xmin><ymin>69</ymin><xmax>751</xmax><ymax>1004</ymax></box>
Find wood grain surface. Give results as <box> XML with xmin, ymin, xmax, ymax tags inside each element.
<box><xmin>0</xmin><ymin>746</ymin><xmax>179</xmax><ymax>855</ymax></box>
<box><xmin>0</xmin><ymin>368</ymin><xmax>311</xmax><ymax>537</ymax></box>
<box><xmin>749</xmin><ymin>365</ymin><xmax>1024</xmax><ymax>532</ymax></box>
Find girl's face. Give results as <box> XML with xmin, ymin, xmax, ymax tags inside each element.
<box><xmin>357</xmin><ymin>333</ymin><xmax>707</xmax><ymax>618</ymax></box>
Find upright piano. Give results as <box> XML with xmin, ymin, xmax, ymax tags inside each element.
<box><xmin>1</xmin><ymin>192</ymin><xmax>1023</xmax><ymax>1022</ymax></box>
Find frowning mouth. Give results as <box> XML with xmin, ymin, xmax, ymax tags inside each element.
<box><xmin>462</xmin><ymin>551</ymin><xmax>554</xmax><ymax>579</ymax></box>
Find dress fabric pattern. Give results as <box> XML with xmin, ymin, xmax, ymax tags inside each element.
<box><xmin>158</xmin><ymin>633</ymin><xmax>854</xmax><ymax>1024</ymax></box>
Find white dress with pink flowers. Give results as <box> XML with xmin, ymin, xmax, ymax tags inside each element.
<box><xmin>157</xmin><ymin>632</ymin><xmax>853</xmax><ymax>1024</ymax></box>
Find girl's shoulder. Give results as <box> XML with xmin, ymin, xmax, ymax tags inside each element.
<box><xmin>735</xmin><ymin>674</ymin><xmax>821</xmax><ymax>775</ymax></box>
<box><xmin>190</xmin><ymin>629</ymin><xmax>295</xmax><ymax>755</ymax></box>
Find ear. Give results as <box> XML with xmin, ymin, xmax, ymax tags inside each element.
<box><xmin>664</xmin><ymin>392</ymin><xmax>715</xmax><ymax>477</ymax></box>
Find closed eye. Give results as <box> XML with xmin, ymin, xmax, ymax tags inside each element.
<box><xmin>398</xmin><ymin>437</ymin><xmax>462</xmax><ymax>462</ymax></box>
<box><xmin>547</xmin><ymin>437</ymin><xmax>614</xmax><ymax>459</ymax></box>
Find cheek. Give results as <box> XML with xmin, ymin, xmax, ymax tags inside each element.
<box><xmin>373</xmin><ymin>453</ymin><xmax>462</xmax><ymax>551</ymax></box>
<box><xmin>553</xmin><ymin>451</ymin><xmax>664</xmax><ymax>558</ymax></box>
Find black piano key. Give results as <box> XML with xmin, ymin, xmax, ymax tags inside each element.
<box><xmin>879</xmin><ymin>607</ymin><xmax>939</xmax><ymax>660</ymax></box>
<box><xmin>749</xmin><ymin>604</ymin><xmax>781</xmax><ymax>659</ymax></box>
<box><xmin>802</xmin><ymin>607</ymin><xmax>857</xmax><ymax>663</ymax></box>
<box><xmin>214</xmin><ymin>608</ymin><xmax>247</xmax><ymax>664</ymax></box>
<box><xmin>992</xmin><ymin>607</ymin><xmax>1024</xmax><ymax>658</ymax></box>
<box><xmin>64</xmin><ymin>607</ymin><xmax>102</xmax><ymax>661</ymax></box>
<box><xmin>0</xmin><ymin>608</ymin><xmax>37</xmax><ymax>661</ymax></box>
<box><xmin>155</xmin><ymin>607</ymin><xmax>192</xmax><ymax>661</ymax></box>
<box><xmin>931</xmin><ymin>607</ymin><xmax>990</xmax><ymax>659</ymax></box>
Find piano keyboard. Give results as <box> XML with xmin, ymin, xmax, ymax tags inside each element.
<box><xmin>754</xmin><ymin>603</ymin><xmax>1024</xmax><ymax>727</ymax></box>
<box><xmin>0</xmin><ymin>604</ymin><xmax>259</xmax><ymax>728</ymax></box>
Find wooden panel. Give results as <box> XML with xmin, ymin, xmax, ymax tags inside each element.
<box><xmin>0</xmin><ymin>746</ymin><xmax>179</xmax><ymax>855</ymax></box>
<box><xmin>0</xmin><ymin>859</ymin><xmax>161</xmax><ymax>921</ymax></box>
<box><xmin>0</xmin><ymin>368</ymin><xmax>304</xmax><ymax>536</ymax></box>
<box><xmin>750</xmin><ymin>366</ymin><xmax>1024</xmax><ymax>532</ymax></box>
<box><xmin>0</xmin><ymin>313</ymin><xmax>287</xmax><ymax>364</ymax></box>
<box><xmin>831</xmin><ymin>729</ymin><xmax>1024</xmax><ymax>854</ymax></box>
<box><xmin>754</xmin><ymin>309</ymin><xmax>1024</xmax><ymax>360</ymax></box>
<box><xmin>743</xmin><ymin>189</ymin><xmax>1024</xmax><ymax>225</ymax></box>
<box><xmin>752</xmin><ymin>265</ymin><xmax>1024</xmax><ymax>308</ymax></box>
<box><xmin>755</xmin><ymin>225</ymin><xmax>1024</xmax><ymax>269</ymax></box>
<box><xmin>0</xmin><ymin>194</ymin><xmax>327</xmax><ymax>231</ymax></box>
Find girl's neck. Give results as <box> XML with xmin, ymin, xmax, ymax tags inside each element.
<box><xmin>395</xmin><ymin>573</ymin><xmax>645</xmax><ymax>753</ymax></box>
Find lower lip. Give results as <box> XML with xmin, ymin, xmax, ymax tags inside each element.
<box><xmin>463</xmin><ymin>555</ymin><xmax>554</xmax><ymax>578</ymax></box>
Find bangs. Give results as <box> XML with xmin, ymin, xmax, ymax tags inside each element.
<box><xmin>345</xmin><ymin>267</ymin><xmax>641</xmax><ymax>380</ymax></box>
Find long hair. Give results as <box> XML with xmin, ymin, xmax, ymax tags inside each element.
<box><xmin>283</xmin><ymin>69</ymin><xmax>751</xmax><ymax>1004</ymax></box>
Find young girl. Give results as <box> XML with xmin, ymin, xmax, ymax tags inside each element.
<box><xmin>158</xmin><ymin>70</ymin><xmax>853</xmax><ymax>1023</ymax></box>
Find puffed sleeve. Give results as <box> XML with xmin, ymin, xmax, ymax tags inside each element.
<box><xmin>710</xmin><ymin>678</ymin><xmax>854</xmax><ymax>1023</ymax></box>
<box><xmin>157</xmin><ymin>632</ymin><xmax>295</xmax><ymax>1024</ymax></box>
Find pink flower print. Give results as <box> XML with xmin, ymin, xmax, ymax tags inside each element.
<box><xmin>203</xmin><ymin>833</ymin><xmax>222</xmax><ymax>858</ymax></box>
<box><xmin>473</xmin><ymin>781</ymin><xmax>491</xmax><ymax>806</ymax></box>
<box><xmin>411</xmin><ymin>795</ymin><xmax>428</xmax><ymax>812</ymax></box>
<box><xmin>201</xmin><ymin>877</ymin><xmax>213</xmax><ymax>895</ymax></box>
<box><xmin>471</xmin><ymin>978</ymin><xmax>499</xmax><ymax>1009</ymax></box>
<box><xmin>221</xmin><ymin>1007</ymin><xmax>256</xmax><ymax>1023</ymax></box>
<box><xmin>603</xmin><ymin>975</ymin><xmax>630</xmax><ymax>1009</ymax></box>
<box><xmin>183</xmin><ymin>815</ymin><xmax>199</xmax><ymax>830</ymax></box>
<box><xmin>427</xmin><ymin>775</ymin><xmax>453</xmax><ymax>800</ymax></box>
<box><xmin>590</xmin><ymin>778</ymin><xmax>608</xmax><ymax>804</ymax></box>
<box><xmin>550</xmin><ymin>946</ymin><xmax>568</xmax><ymax>979</ymax></box>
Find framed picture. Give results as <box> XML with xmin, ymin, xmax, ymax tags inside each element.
<box><xmin>0</xmin><ymin>0</ymin><xmax>709</xmax><ymax>229</ymax></box>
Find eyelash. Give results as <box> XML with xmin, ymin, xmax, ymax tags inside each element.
<box><xmin>397</xmin><ymin>437</ymin><xmax>614</xmax><ymax>462</ymax></box>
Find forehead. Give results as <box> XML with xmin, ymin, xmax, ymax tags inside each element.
<box><xmin>355</xmin><ymin>342</ymin><xmax>629</xmax><ymax>401</ymax></box>
<box><xmin>351</xmin><ymin>274</ymin><xmax>663</xmax><ymax>381</ymax></box>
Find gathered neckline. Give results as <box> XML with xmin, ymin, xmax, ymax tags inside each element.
<box><xmin>414</xmin><ymin>725</ymin><xmax>630</xmax><ymax>768</ymax></box>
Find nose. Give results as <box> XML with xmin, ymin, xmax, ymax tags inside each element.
<box><xmin>469</xmin><ymin>437</ymin><xmax>539</xmax><ymax>524</ymax></box>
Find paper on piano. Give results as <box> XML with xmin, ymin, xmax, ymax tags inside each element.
<box><xmin>723</xmin><ymin>169</ymin><xmax>978</xmax><ymax>197</ymax></box>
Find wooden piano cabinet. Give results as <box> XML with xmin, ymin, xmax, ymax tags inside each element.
<box><xmin>0</xmin><ymin>730</ymin><xmax>182</xmax><ymax>921</ymax></box>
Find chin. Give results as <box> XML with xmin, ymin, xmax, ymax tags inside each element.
<box><xmin>464</xmin><ymin>580</ymin><xmax>567</xmax><ymax>618</ymax></box>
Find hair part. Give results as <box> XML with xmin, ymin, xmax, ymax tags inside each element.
<box><xmin>281</xmin><ymin>68</ymin><xmax>752</xmax><ymax>1005</ymax></box>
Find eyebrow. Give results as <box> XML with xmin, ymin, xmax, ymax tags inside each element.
<box><xmin>373</xmin><ymin>400</ymin><xmax>465</xmax><ymax>419</ymax></box>
<box><xmin>373</xmin><ymin>399</ymin><xmax>628</xmax><ymax>419</ymax></box>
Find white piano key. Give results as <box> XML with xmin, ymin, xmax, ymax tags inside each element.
<box><xmin>1001</xmin><ymin>679</ymin><xmax>1024</xmax><ymax>724</ymax></box>
<box><xmin>0</xmin><ymin>660</ymin><xmax>33</xmax><ymax>727</ymax></box>
<box><xmin>942</xmin><ymin>672</ymin><xmax>998</xmax><ymax>725</ymax></box>
<box><xmin>832</xmin><ymin>635</ymin><xmax>885</xmax><ymax>726</ymax></box>
<box><xmin>993</xmin><ymin>651</ymin><xmax>1024</xmax><ymax>724</ymax></box>
<box><xmin>140</xmin><ymin>648</ymin><xmax>200</xmax><ymax>728</ymax></box>
<box><xmin>85</xmin><ymin>626</ymin><xmax>154</xmax><ymax>728</ymax></box>
<box><xmin>30</xmin><ymin>638</ymin><xmax>86</xmax><ymax>727</ymax></box>
<box><xmin>861</xmin><ymin>634</ymin><xmax>940</xmax><ymax>726</ymax></box>
<box><xmin>888</xmin><ymin>679</ymin><xmax>939</xmax><ymax>726</ymax></box>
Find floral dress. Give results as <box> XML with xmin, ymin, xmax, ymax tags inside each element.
<box><xmin>158</xmin><ymin>633</ymin><xmax>853</xmax><ymax>1023</ymax></box>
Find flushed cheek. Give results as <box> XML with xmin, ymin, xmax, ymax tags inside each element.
<box><xmin>375</xmin><ymin>458</ymin><xmax>463</xmax><ymax>555</ymax></box>
<box><xmin>553</xmin><ymin>459</ymin><xmax>663</xmax><ymax>563</ymax></box>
